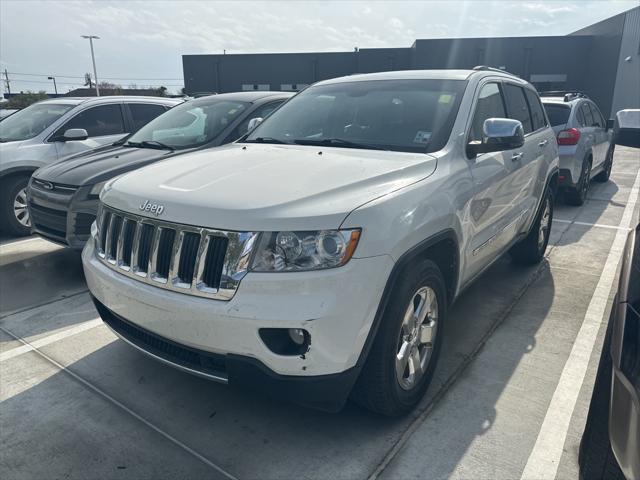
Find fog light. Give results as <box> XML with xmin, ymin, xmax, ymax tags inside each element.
<box><xmin>259</xmin><ymin>328</ymin><xmax>310</xmax><ymax>355</ymax></box>
<box><xmin>288</xmin><ymin>328</ymin><xmax>306</xmax><ymax>345</ymax></box>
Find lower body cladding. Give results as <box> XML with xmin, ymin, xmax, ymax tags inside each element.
<box><xmin>82</xmin><ymin>240</ymin><xmax>394</xmax><ymax>411</ymax></box>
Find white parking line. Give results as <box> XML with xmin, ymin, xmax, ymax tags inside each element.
<box><xmin>521</xmin><ymin>167</ymin><xmax>640</xmax><ymax>480</ymax></box>
<box><xmin>0</xmin><ymin>325</ymin><xmax>239</xmax><ymax>480</ymax></box>
<box><xmin>0</xmin><ymin>319</ymin><xmax>104</xmax><ymax>362</ymax></box>
<box><xmin>553</xmin><ymin>218</ymin><xmax>633</xmax><ymax>231</ymax></box>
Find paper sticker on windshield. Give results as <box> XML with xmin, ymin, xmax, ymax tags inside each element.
<box><xmin>414</xmin><ymin>131</ymin><xmax>432</xmax><ymax>144</ymax></box>
<box><xmin>438</xmin><ymin>94</ymin><xmax>453</xmax><ymax>104</ymax></box>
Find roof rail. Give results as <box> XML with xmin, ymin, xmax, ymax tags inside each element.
<box><xmin>539</xmin><ymin>91</ymin><xmax>589</xmax><ymax>102</ymax></box>
<box><xmin>472</xmin><ymin>65</ymin><xmax>514</xmax><ymax>75</ymax></box>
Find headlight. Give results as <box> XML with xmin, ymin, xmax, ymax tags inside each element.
<box><xmin>250</xmin><ymin>229</ymin><xmax>361</xmax><ymax>272</ymax></box>
<box><xmin>89</xmin><ymin>181</ymin><xmax>107</xmax><ymax>197</ymax></box>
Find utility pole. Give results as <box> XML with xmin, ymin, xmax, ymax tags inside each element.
<box><xmin>3</xmin><ymin>69</ymin><xmax>10</xmax><ymax>96</ymax></box>
<box><xmin>48</xmin><ymin>76</ymin><xmax>58</xmax><ymax>95</ymax></box>
<box><xmin>81</xmin><ymin>35</ymin><xmax>100</xmax><ymax>96</ymax></box>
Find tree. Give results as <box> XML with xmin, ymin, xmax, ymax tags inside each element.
<box><xmin>97</xmin><ymin>81</ymin><xmax>122</xmax><ymax>90</ymax></box>
<box><xmin>155</xmin><ymin>86</ymin><xmax>168</xmax><ymax>97</ymax></box>
<box><xmin>6</xmin><ymin>91</ymin><xmax>48</xmax><ymax>109</ymax></box>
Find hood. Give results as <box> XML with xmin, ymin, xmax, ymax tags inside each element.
<box><xmin>102</xmin><ymin>143</ymin><xmax>438</xmax><ymax>231</ymax></box>
<box><xmin>34</xmin><ymin>145</ymin><xmax>181</xmax><ymax>186</ymax></box>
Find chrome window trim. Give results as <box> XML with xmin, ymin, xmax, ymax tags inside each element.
<box><xmin>94</xmin><ymin>204</ymin><xmax>256</xmax><ymax>301</ymax></box>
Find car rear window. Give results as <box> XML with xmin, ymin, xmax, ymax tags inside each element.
<box><xmin>544</xmin><ymin>104</ymin><xmax>571</xmax><ymax>127</ymax></box>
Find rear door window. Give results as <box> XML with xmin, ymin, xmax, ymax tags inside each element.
<box><xmin>575</xmin><ymin>106</ymin><xmax>586</xmax><ymax>127</ymax></box>
<box><xmin>524</xmin><ymin>89</ymin><xmax>546</xmax><ymax>131</ymax></box>
<box><xmin>503</xmin><ymin>84</ymin><xmax>533</xmax><ymax>134</ymax></box>
<box><xmin>581</xmin><ymin>103</ymin><xmax>595</xmax><ymax>127</ymax></box>
<box><xmin>544</xmin><ymin>104</ymin><xmax>571</xmax><ymax>127</ymax></box>
<box><xmin>587</xmin><ymin>103</ymin><xmax>604</xmax><ymax>128</ymax></box>
<box><xmin>53</xmin><ymin>104</ymin><xmax>125</xmax><ymax>138</ymax></box>
<box><xmin>469</xmin><ymin>82</ymin><xmax>506</xmax><ymax>143</ymax></box>
<box><xmin>128</xmin><ymin>103</ymin><xmax>168</xmax><ymax>132</ymax></box>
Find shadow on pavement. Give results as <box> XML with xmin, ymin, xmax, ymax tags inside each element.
<box><xmin>1</xmin><ymin>255</ymin><xmax>555</xmax><ymax>480</ymax></box>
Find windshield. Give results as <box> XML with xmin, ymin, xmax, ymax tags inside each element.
<box><xmin>543</xmin><ymin>103</ymin><xmax>571</xmax><ymax>127</ymax></box>
<box><xmin>244</xmin><ymin>79</ymin><xmax>467</xmax><ymax>153</ymax></box>
<box><xmin>0</xmin><ymin>102</ymin><xmax>75</xmax><ymax>142</ymax></box>
<box><xmin>125</xmin><ymin>99</ymin><xmax>249</xmax><ymax>149</ymax></box>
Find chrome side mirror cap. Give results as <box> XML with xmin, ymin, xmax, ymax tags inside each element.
<box><xmin>467</xmin><ymin>118</ymin><xmax>524</xmax><ymax>157</ymax></box>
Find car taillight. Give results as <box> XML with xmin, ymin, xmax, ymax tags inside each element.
<box><xmin>557</xmin><ymin>128</ymin><xmax>581</xmax><ymax>145</ymax></box>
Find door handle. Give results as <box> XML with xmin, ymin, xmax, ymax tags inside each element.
<box><xmin>512</xmin><ymin>152</ymin><xmax>524</xmax><ymax>162</ymax></box>
<box><xmin>538</xmin><ymin>140</ymin><xmax>548</xmax><ymax>147</ymax></box>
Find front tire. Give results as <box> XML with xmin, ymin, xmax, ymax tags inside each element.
<box><xmin>0</xmin><ymin>175</ymin><xmax>31</xmax><ymax>236</ymax></box>
<box><xmin>511</xmin><ymin>188</ymin><xmax>553</xmax><ymax>265</ymax></box>
<box><xmin>352</xmin><ymin>258</ymin><xmax>446</xmax><ymax>416</ymax></box>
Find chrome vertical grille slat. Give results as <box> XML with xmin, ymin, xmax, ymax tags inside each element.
<box><xmin>168</xmin><ymin>230</ymin><xmax>185</xmax><ymax>285</ymax></box>
<box><xmin>115</xmin><ymin>218</ymin><xmax>126</xmax><ymax>266</ymax></box>
<box><xmin>130</xmin><ymin>221</ymin><xmax>143</xmax><ymax>275</ymax></box>
<box><xmin>94</xmin><ymin>205</ymin><xmax>255</xmax><ymax>301</ymax></box>
<box><xmin>148</xmin><ymin>227</ymin><xmax>163</xmax><ymax>281</ymax></box>
<box><xmin>193</xmin><ymin>233</ymin><xmax>211</xmax><ymax>291</ymax></box>
<box><xmin>104</xmin><ymin>214</ymin><xmax>117</xmax><ymax>264</ymax></box>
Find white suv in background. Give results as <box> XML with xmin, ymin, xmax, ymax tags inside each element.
<box><xmin>83</xmin><ymin>68</ymin><xmax>559</xmax><ymax>415</ymax></box>
<box><xmin>0</xmin><ymin>96</ymin><xmax>180</xmax><ymax>235</ymax></box>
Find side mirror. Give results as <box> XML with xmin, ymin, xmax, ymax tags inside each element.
<box><xmin>247</xmin><ymin>117</ymin><xmax>263</xmax><ymax>131</ymax></box>
<box><xmin>467</xmin><ymin>118</ymin><xmax>524</xmax><ymax>157</ymax></box>
<box><xmin>63</xmin><ymin>128</ymin><xmax>89</xmax><ymax>141</ymax></box>
<box><xmin>614</xmin><ymin>109</ymin><xmax>640</xmax><ymax>148</ymax></box>
<box><xmin>606</xmin><ymin>119</ymin><xmax>615</xmax><ymax>131</ymax></box>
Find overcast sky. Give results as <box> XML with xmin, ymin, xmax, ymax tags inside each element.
<box><xmin>1</xmin><ymin>0</ymin><xmax>637</xmax><ymax>94</ymax></box>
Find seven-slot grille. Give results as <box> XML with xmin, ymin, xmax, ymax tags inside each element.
<box><xmin>95</xmin><ymin>205</ymin><xmax>253</xmax><ymax>300</ymax></box>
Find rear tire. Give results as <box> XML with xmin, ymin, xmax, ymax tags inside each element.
<box><xmin>566</xmin><ymin>156</ymin><xmax>592</xmax><ymax>206</ymax></box>
<box><xmin>595</xmin><ymin>145</ymin><xmax>614</xmax><ymax>183</ymax></box>
<box><xmin>511</xmin><ymin>188</ymin><xmax>553</xmax><ymax>265</ymax></box>
<box><xmin>352</xmin><ymin>258</ymin><xmax>447</xmax><ymax>416</ymax></box>
<box><xmin>0</xmin><ymin>174</ymin><xmax>31</xmax><ymax>236</ymax></box>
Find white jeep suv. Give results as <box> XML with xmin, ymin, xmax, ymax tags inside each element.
<box><xmin>83</xmin><ymin>68</ymin><xmax>559</xmax><ymax>415</ymax></box>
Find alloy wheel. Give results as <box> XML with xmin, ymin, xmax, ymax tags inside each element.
<box><xmin>580</xmin><ymin>160</ymin><xmax>591</xmax><ymax>200</ymax></box>
<box><xmin>538</xmin><ymin>198</ymin><xmax>551</xmax><ymax>251</ymax></box>
<box><xmin>13</xmin><ymin>187</ymin><xmax>30</xmax><ymax>227</ymax></box>
<box><xmin>395</xmin><ymin>286</ymin><xmax>438</xmax><ymax>391</ymax></box>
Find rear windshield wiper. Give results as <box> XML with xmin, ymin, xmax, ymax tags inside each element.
<box><xmin>125</xmin><ymin>140</ymin><xmax>174</xmax><ymax>151</ymax></box>
<box><xmin>244</xmin><ymin>137</ymin><xmax>291</xmax><ymax>145</ymax></box>
<box><xmin>293</xmin><ymin>138</ymin><xmax>388</xmax><ymax>151</ymax></box>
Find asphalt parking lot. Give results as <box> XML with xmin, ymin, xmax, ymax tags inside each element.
<box><xmin>1</xmin><ymin>146</ymin><xmax>639</xmax><ymax>480</ymax></box>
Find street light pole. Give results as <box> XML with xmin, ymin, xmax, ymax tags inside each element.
<box><xmin>81</xmin><ymin>35</ymin><xmax>100</xmax><ymax>96</ymax></box>
<box><xmin>47</xmin><ymin>76</ymin><xmax>57</xmax><ymax>95</ymax></box>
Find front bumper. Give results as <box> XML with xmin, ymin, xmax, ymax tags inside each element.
<box><xmin>83</xmin><ymin>240</ymin><xmax>394</xmax><ymax>409</ymax></box>
<box><xmin>27</xmin><ymin>181</ymin><xmax>97</xmax><ymax>249</ymax></box>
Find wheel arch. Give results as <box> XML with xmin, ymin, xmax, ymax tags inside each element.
<box><xmin>0</xmin><ymin>166</ymin><xmax>38</xmax><ymax>181</ymax></box>
<box><xmin>354</xmin><ymin>229</ymin><xmax>460</xmax><ymax>371</ymax></box>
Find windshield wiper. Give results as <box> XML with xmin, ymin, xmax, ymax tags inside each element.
<box><xmin>293</xmin><ymin>138</ymin><xmax>388</xmax><ymax>151</ymax></box>
<box><xmin>125</xmin><ymin>140</ymin><xmax>174</xmax><ymax>151</ymax></box>
<box><xmin>244</xmin><ymin>137</ymin><xmax>291</xmax><ymax>145</ymax></box>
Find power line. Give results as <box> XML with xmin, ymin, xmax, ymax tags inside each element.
<box><xmin>7</xmin><ymin>79</ymin><xmax>183</xmax><ymax>87</ymax></box>
<box><xmin>7</xmin><ymin>71</ymin><xmax>183</xmax><ymax>80</ymax></box>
